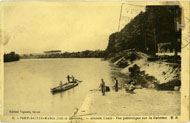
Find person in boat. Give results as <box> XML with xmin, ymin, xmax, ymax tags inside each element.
<box><xmin>71</xmin><ymin>75</ymin><xmax>75</xmax><ymax>83</ymax></box>
<box><xmin>99</xmin><ymin>79</ymin><xmax>106</xmax><ymax>96</ymax></box>
<box><xmin>114</xmin><ymin>77</ymin><xmax>118</xmax><ymax>92</ymax></box>
<box><xmin>60</xmin><ymin>81</ymin><xmax>63</xmax><ymax>86</ymax></box>
<box><xmin>67</xmin><ymin>75</ymin><xmax>70</xmax><ymax>83</ymax></box>
<box><xmin>69</xmin><ymin>75</ymin><xmax>77</xmax><ymax>83</ymax></box>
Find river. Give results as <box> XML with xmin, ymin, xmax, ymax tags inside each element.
<box><xmin>4</xmin><ymin>58</ymin><xmax>114</xmax><ymax>116</ymax></box>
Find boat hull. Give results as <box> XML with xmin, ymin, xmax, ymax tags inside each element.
<box><xmin>51</xmin><ymin>82</ymin><xmax>78</xmax><ymax>94</ymax></box>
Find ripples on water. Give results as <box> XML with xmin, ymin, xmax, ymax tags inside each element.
<box><xmin>4</xmin><ymin>58</ymin><xmax>113</xmax><ymax>116</ymax></box>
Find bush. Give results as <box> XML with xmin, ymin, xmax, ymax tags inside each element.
<box><xmin>157</xmin><ymin>79</ymin><xmax>181</xmax><ymax>91</ymax></box>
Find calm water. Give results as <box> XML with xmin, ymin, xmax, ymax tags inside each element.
<box><xmin>4</xmin><ymin>58</ymin><xmax>113</xmax><ymax>116</ymax></box>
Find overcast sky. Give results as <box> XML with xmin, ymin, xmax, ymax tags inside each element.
<box><xmin>3</xmin><ymin>1</ymin><xmax>123</xmax><ymax>54</ymax></box>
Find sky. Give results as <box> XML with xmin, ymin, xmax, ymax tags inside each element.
<box><xmin>2</xmin><ymin>1</ymin><xmax>122</xmax><ymax>54</ymax></box>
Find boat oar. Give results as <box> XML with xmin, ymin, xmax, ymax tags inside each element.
<box><xmin>75</xmin><ymin>79</ymin><xmax>82</xmax><ymax>83</ymax></box>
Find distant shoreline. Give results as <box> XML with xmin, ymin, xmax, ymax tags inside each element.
<box><xmin>19</xmin><ymin>57</ymin><xmax>103</xmax><ymax>60</ymax></box>
<box><xmin>20</xmin><ymin>50</ymin><xmax>107</xmax><ymax>59</ymax></box>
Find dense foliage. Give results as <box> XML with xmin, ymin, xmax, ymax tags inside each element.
<box><xmin>106</xmin><ymin>5</ymin><xmax>181</xmax><ymax>56</ymax></box>
<box><xmin>4</xmin><ymin>52</ymin><xmax>20</xmax><ymax>62</ymax></box>
<box><xmin>21</xmin><ymin>50</ymin><xmax>107</xmax><ymax>58</ymax></box>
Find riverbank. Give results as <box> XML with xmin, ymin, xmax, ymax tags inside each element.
<box><xmin>75</xmin><ymin>88</ymin><xmax>180</xmax><ymax>116</ymax></box>
<box><xmin>73</xmin><ymin>55</ymin><xmax>181</xmax><ymax>116</ymax></box>
<box><xmin>106</xmin><ymin>50</ymin><xmax>181</xmax><ymax>91</ymax></box>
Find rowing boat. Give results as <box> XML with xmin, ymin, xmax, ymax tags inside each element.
<box><xmin>51</xmin><ymin>82</ymin><xmax>79</xmax><ymax>94</ymax></box>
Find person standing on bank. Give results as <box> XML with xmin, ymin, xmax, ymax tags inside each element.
<box><xmin>100</xmin><ymin>79</ymin><xmax>106</xmax><ymax>96</ymax></box>
<box><xmin>114</xmin><ymin>78</ymin><xmax>118</xmax><ymax>92</ymax></box>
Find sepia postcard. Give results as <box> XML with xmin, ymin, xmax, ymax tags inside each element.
<box><xmin>0</xmin><ymin>1</ymin><xmax>189</xmax><ymax>122</ymax></box>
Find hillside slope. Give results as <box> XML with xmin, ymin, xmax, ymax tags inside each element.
<box><xmin>109</xmin><ymin>50</ymin><xmax>180</xmax><ymax>91</ymax></box>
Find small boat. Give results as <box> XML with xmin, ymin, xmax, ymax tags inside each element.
<box><xmin>51</xmin><ymin>80</ymin><xmax>82</xmax><ymax>94</ymax></box>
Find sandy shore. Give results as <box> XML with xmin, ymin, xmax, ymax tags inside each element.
<box><xmin>74</xmin><ymin>62</ymin><xmax>180</xmax><ymax>117</ymax></box>
<box><xmin>76</xmin><ymin>88</ymin><xmax>180</xmax><ymax>116</ymax></box>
